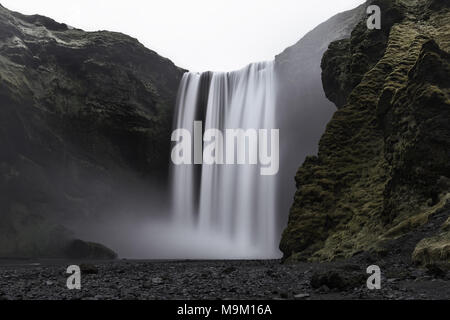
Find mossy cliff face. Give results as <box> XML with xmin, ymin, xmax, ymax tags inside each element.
<box><xmin>0</xmin><ymin>5</ymin><xmax>184</xmax><ymax>257</ymax></box>
<box><xmin>280</xmin><ymin>0</ymin><xmax>450</xmax><ymax>265</ymax></box>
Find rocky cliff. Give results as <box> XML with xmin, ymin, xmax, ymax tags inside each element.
<box><xmin>280</xmin><ymin>0</ymin><xmax>450</xmax><ymax>268</ymax></box>
<box><xmin>0</xmin><ymin>4</ymin><xmax>184</xmax><ymax>257</ymax></box>
<box><xmin>273</xmin><ymin>3</ymin><xmax>366</xmax><ymax>233</ymax></box>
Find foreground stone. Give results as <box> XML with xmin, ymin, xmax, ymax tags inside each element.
<box><xmin>0</xmin><ymin>259</ymin><xmax>448</xmax><ymax>300</ymax></box>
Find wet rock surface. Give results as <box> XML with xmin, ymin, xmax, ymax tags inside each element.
<box><xmin>0</xmin><ymin>258</ymin><xmax>448</xmax><ymax>300</ymax></box>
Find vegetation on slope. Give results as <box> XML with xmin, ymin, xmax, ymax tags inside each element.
<box><xmin>281</xmin><ymin>0</ymin><xmax>450</xmax><ymax>267</ymax></box>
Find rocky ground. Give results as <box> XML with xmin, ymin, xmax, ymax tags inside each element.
<box><xmin>2</xmin><ymin>192</ymin><xmax>446</xmax><ymax>301</ymax></box>
<box><xmin>0</xmin><ymin>256</ymin><xmax>448</xmax><ymax>300</ymax></box>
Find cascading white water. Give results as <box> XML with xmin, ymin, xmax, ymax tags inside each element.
<box><xmin>171</xmin><ymin>61</ymin><xmax>280</xmax><ymax>259</ymax></box>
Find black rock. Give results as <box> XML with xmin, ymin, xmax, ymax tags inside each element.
<box><xmin>425</xmin><ymin>264</ymin><xmax>447</xmax><ymax>279</ymax></box>
<box><xmin>80</xmin><ymin>264</ymin><xmax>99</xmax><ymax>275</ymax></box>
<box><xmin>222</xmin><ymin>266</ymin><xmax>237</xmax><ymax>275</ymax></box>
<box><xmin>310</xmin><ymin>270</ymin><xmax>365</xmax><ymax>291</ymax></box>
<box><xmin>65</xmin><ymin>239</ymin><xmax>117</xmax><ymax>260</ymax></box>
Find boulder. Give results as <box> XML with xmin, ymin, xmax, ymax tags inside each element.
<box><xmin>310</xmin><ymin>270</ymin><xmax>365</xmax><ymax>291</ymax></box>
<box><xmin>64</xmin><ymin>239</ymin><xmax>117</xmax><ymax>260</ymax></box>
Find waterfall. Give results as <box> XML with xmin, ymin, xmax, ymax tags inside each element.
<box><xmin>171</xmin><ymin>61</ymin><xmax>280</xmax><ymax>259</ymax></box>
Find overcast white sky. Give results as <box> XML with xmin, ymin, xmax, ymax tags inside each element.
<box><xmin>2</xmin><ymin>0</ymin><xmax>365</xmax><ymax>71</ymax></box>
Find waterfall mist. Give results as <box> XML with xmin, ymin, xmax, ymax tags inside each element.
<box><xmin>79</xmin><ymin>62</ymin><xmax>283</xmax><ymax>260</ymax></box>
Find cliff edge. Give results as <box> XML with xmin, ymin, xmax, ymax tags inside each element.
<box><xmin>280</xmin><ymin>0</ymin><xmax>450</xmax><ymax>268</ymax></box>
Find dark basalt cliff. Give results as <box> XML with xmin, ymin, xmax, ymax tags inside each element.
<box><xmin>273</xmin><ymin>3</ymin><xmax>366</xmax><ymax>234</ymax></box>
<box><xmin>281</xmin><ymin>0</ymin><xmax>450</xmax><ymax>267</ymax></box>
<box><xmin>0</xmin><ymin>4</ymin><xmax>184</xmax><ymax>257</ymax></box>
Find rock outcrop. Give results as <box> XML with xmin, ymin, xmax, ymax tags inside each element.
<box><xmin>281</xmin><ymin>0</ymin><xmax>450</xmax><ymax>267</ymax></box>
<box><xmin>64</xmin><ymin>239</ymin><xmax>118</xmax><ymax>260</ymax></box>
<box><xmin>0</xmin><ymin>4</ymin><xmax>184</xmax><ymax>257</ymax></box>
<box><xmin>273</xmin><ymin>3</ymin><xmax>366</xmax><ymax>232</ymax></box>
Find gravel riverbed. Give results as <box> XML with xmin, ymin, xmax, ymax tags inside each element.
<box><xmin>0</xmin><ymin>258</ymin><xmax>448</xmax><ymax>300</ymax></box>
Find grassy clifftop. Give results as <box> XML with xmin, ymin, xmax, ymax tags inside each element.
<box><xmin>280</xmin><ymin>0</ymin><xmax>450</xmax><ymax>267</ymax></box>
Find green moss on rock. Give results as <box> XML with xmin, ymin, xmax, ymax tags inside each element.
<box><xmin>412</xmin><ymin>232</ymin><xmax>450</xmax><ymax>268</ymax></box>
<box><xmin>281</xmin><ymin>0</ymin><xmax>450</xmax><ymax>262</ymax></box>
